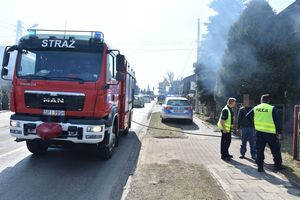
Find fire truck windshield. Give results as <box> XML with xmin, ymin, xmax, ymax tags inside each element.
<box><xmin>16</xmin><ymin>50</ymin><xmax>102</xmax><ymax>82</ymax></box>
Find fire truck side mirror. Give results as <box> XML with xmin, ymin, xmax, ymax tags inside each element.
<box><xmin>1</xmin><ymin>67</ymin><xmax>8</xmax><ymax>77</ymax></box>
<box><xmin>2</xmin><ymin>45</ymin><xmax>17</xmax><ymax>80</ymax></box>
<box><xmin>2</xmin><ymin>45</ymin><xmax>18</xmax><ymax>68</ymax></box>
<box><xmin>2</xmin><ymin>50</ymin><xmax>10</xmax><ymax>68</ymax></box>
<box><xmin>116</xmin><ymin>72</ymin><xmax>125</xmax><ymax>81</ymax></box>
<box><xmin>116</xmin><ymin>54</ymin><xmax>125</xmax><ymax>72</ymax></box>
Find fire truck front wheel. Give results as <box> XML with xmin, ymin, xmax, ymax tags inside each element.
<box><xmin>122</xmin><ymin>128</ymin><xmax>129</xmax><ymax>136</ymax></box>
<box><xmin>26</xmin><ymin>139</ymin><xmax>49</xmax><ymax>155</ymax></box>
<box><xmin>98</xmin><ymin>123</ymin><xmax>117</xmax><ymax>160</ymax></box>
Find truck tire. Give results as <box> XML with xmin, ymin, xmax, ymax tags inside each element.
<box><xmin>122</xmin><ymin>128</ymin><xmax>129</xmax><ymax>136</ymax></box>
<box><xmin>99</xmin><ymin>123</ymin><xmax>117</xmax><ymax>160</ymax></box>
<box><xmin>26</xmin><ymin>139</ymin><xmax>48</xmax><ymax>155</ymax></box>
<box><xmin>123</xmin><ymin>113</ymin><xmax>132</xmax><ymax>136</ymax></box>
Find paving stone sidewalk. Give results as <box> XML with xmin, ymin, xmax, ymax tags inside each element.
<box><xmin>138</xmin><ymin>116</ymin><xmax>300</xmax><ymax>200</ymax></box>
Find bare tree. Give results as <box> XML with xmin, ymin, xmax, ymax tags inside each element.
<box><xmin>166</xmin><ymin>72</ymin><xmax>174</xmax><ymax>85</ymax></box>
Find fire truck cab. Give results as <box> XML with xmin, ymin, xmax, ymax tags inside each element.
<box><xmin>1</xmin><ymin>29</ymin><xmax>135</xmax><ymax>159</ymax></box>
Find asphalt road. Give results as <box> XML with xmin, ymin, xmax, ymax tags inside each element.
<box><xmin>0</xmin><ymin>102</ymin><xmax>154</xmax><ymax>200</ymax></box>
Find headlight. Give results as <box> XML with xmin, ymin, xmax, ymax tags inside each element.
<box><xmin>86</xmin><ymin>126</ymin><xmax>103</xmax><ymax>132</ymax></box>
<box><xmin>10</xmin><ymin>120</ymin><xmax>21</xmax><ymax>127</ymax></box>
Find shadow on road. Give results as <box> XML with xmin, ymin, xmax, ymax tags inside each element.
<box><xmin>163</xmin><ymin>119</ymin><xmax>199</xmax><ymax>129</ymax></box>
<box><xmin>180</xmin><ymin>121</ymin><xmax>200</xmax><ymax>131</ymax></box>
<box><xmin>0</xmin><ymin>131</ymin><xmax>141</xmax><ymax>200</ymax></box>
<box><xmin>225</xmin><ymin>159</ymin><xmax>300</xmax><ymax>197</ymax></box>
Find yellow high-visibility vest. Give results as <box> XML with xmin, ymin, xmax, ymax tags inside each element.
<box><xmin>218</xmin><ymin>105</ymin><xmax>232</xmax><ymax>132</ymax></box>
<box><xmin>253</xmin><ymin>103</ymin><xmax>276</xmax><ymax>134</ymax></box>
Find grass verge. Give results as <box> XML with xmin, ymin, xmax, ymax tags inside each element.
<box><xmin>147</xmin><ymin>112</ymin><xmax>186</xmax><ymax>138</ymax></box>
<box><xmin>280</xmin><ymin>137</ymin><xmax>300</xmax><ymax>186</ymax></box>
<box><xmin>126</xmin><ymin>160</ymin><xmax>228</xmax><ymax>200</ymax></box>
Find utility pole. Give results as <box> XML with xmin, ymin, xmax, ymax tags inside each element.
<box><xmin>197</xmin><ymin>18</ymin><xmax>201</xmax><ymax>62</ymax></box>
<box><xmin>15</xmin><ymin>20</ymin><xmax>23</xmax><ymax>44</ymax></box>
<box><xmin>195</xmin><ymin>18</ymin><xmax>201</xmax><ymax>113</ymax></box>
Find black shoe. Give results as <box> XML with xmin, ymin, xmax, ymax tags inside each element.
<box><xmin>228</xmin><ymin>154</ymin><xmax>233</xmax><ymax>158</ymax></box>
<box><xmin>274</xmin><ymin>165</ymin><xmax>286</xmax><ymax>171</ymax></box>
<box><xmin>221</xmin><ymin>156</ymin><xmax>231</xmax><ymax>161</ymax></box>
<box><xmin>239</xmin><ymin>155</ymin><xmax>245</xmax><ymax>159</ymax></box>
<box><xmin>258</xmin><ymin>166</ymin><xmax>264</xmax><ymax>172</ymax></box>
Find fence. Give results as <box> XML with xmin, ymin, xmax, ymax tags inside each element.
<box><xmin>293</xmin><ymin>105</ymin><xmax>300</xmax><ymax>160</ymax></box>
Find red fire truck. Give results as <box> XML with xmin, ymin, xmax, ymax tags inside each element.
<box><xmin>1</xmin><ymin>29</ymin><xmax>135</xmax><ymax>159</ymax></box>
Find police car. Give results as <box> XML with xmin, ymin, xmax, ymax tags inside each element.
<box><xmin>160</xmin><ymin>97</ymin><xmax>193</xmax><ymax>123</ymax></box>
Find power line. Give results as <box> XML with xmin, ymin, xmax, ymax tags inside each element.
<box><xmin>126</xmin><ymin>48</ymin><xmax>196</xmax><ymax>54</ymax></box>
<box><xmin>0</xmin><ymin>19</ymin><xmax>16</xmax><ymax>27</ymax></box>
<box><xmin>177</xmin><ymin>48</ymin><xmax>196</xmax><ymax>79</ymax></box>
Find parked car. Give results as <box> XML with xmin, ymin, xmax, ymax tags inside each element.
<box><xmin>133</xmin><ymin>95</ymin><xmax>145</xmax><ymax>108</ymax></box>
<box><xmin>157</xmin><ymin>95</ymin><xmax>166</xmax><ymax>105</ymax></box>
<box><xmin>143</xmin><ymin>95</ymin><xmax>151</xmax><ymax>103</ymax></box>
<box><xmin>160</xmin><ymin>97</ymin><xmax>193</xmax><ymax>123</ymax></box>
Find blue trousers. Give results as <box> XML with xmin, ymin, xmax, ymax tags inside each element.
<box><xmin>240</xmin><ymin>127</ymin><xmax>256</xmax><ymax>157</ymax></box>
<box><xmin>256</xmin><ymin>131</ymin><xmax>282</xmax><ymax>167</ymax></box>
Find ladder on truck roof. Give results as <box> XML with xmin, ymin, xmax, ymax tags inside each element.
<box><xmin>27</xmin><ymin>29</ymin><xmax>104</xmax><ymax>41</ymax></box>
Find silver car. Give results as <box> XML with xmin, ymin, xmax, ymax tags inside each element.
<box><xmin>143</xmin><ymin>95</ymin><xmax>151</xmax><ymax>103</ymax></box>
<box><xmin>160</xmin><ymin>97</ymin><xmax>193</xmax><ymax>123</ymax></box>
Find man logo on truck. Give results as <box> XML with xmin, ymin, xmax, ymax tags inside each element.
<box><xmin>43</xmin><ymin>97</ymin><xmax>65</xmax><ymax>104</ymax></box>
<box><xmin>41</xmin><ymin>39</ymin><xmax>75</xmax><ymax>48</ymax></box>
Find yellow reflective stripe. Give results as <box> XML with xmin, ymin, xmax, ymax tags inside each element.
<box><xmin>255</xmin><ymin>127</ymin><xmax>276</xmax><ymax>134</ymax></box>
<box><xmin>255</xmin><ymin>122</ymin><xmax>275</xmax><ymax>127</ymax></box>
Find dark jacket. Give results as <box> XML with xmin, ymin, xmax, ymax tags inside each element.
<box><xmin>237</xmin><ymin>106</ymin><xmax>254</xmax><ymax>129</ymax></box>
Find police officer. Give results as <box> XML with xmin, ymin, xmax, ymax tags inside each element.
<box><xmin>247</xmin><ymin>94</ymin><xmax>285</xmax><ymax>172</ymax></box>
<box><xmin>218</xmin><ymin>97</ymin><xmax>236</xmax><ymax>161</ymax></box>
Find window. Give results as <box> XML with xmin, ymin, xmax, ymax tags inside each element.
<box><xmin>17</xmin><ymin>50</ymin><xmax>102</xmax><ymax>82</ymax></box>
<box><xmin>167</xmin><ymin>99</ymin><xmax>190</xmax><ymax>106</ymax></box>
<box><xmin>18</xmin><ymin>50</ymin><xmax>36</xmax><ymax>76</ymax></box>
<box><xmin>107</xmin><ymin>54</ymin><xmax>115</xmax><ymax>82</ymax></box>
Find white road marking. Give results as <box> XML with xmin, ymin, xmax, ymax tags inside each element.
<box><xmin>0</xmin><ymin>146</ymin><xmax>27</xmax><ymax>159</ymax></box>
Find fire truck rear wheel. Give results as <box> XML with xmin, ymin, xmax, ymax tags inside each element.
<box><xmin>26</xmin><ymin>139</ymin><xmax>49</xmax><ymax>155</ymax></box>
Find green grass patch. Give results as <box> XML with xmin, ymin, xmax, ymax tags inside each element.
<box><xmin>280</xmin><ymin>137</ymin><xmax>300</xmax><ymax>185</ymax></box>
<box><xmin>147</xmin><ymin>112</ymin><xmax>186</xmax><ymax>138</ymax></box>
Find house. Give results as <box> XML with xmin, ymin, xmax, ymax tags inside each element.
<box><xmin>181</xmin><ymin>74</ymin><xmax>196</xmax><ymax>97</ymax></box>
<box><xmin>169</xmin><ymin>80</ymin><xmax>183</xmax><ymax>96</ymax></box>
<box><xmin>278</xmin><ymin>0</ymin><xmax>300</xmax><ymax>34</ymax></box>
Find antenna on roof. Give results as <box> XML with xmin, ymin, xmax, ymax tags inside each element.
<box><xmin>64</xmin><ymin>20</ymin><xmax>67</xmax><ymax>38</ymax></box>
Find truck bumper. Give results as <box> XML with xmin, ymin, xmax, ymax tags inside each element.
<box><xmin>9</xmin><ymin>114</ymin><xmax>108</xmax><ymax>144</ymax></box>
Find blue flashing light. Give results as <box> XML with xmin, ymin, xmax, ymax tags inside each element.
<box><xmin>28</xmin><ymin>29</ymin><xmax>36</xmax><ymax>36</ymax></box>
<box><xmin>94</xmin><ymin>31</ymin><xmax>102</xmax><ymax>40</ymax></box>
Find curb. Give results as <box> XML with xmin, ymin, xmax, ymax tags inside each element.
<box><xmin>120</xmin><ymin>102</ymin><xmax>155</xmax><ymax>200</ymax></box>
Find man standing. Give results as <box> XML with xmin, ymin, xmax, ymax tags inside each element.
<box><xmin>237</xmin><ymin>99</ymin><xmax>256</xmax><ymax>160</ymax></box>
<box><xmin>247</xmin><ymin>94</ymin><xmax>285</xmax><ymax>172</ymax></box>
<box><xmin>218</xmin><ymin>97</ymin><xmax>236</xmax><ymax>161</ymax></box>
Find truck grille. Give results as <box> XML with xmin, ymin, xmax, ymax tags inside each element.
<box><xmin>24</xmin><ymin>91</ymin><xmax>85</xmax><ymax>111</ymax></box>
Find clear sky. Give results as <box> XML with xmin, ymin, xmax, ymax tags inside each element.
<box><xmin>0</xmin><ymin>0</ymin><xmax>295</xmax><ymax>90</ymax></box>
